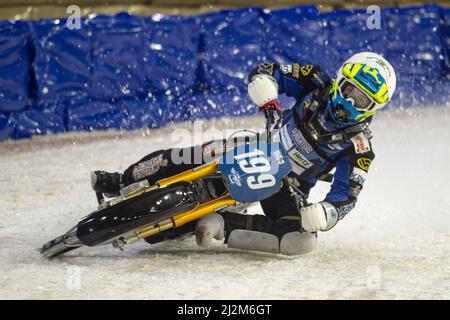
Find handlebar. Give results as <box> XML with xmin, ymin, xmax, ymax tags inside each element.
<box><xmin>264</xmin><ymin>108</ymin><xmax>309</xmax><ymax>208</ymax></box>
<box><xmin>264</xmin><ymin>109</ymin><xmax>282</xmax><ymax>143</ymax></box>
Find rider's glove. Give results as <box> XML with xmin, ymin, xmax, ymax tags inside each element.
<box><xmin>300</xmin><ymin>202</ymin><xmax>339</xmax><ymax>232</ymax></box>
<box><xmin>248</xmin><ymin>74</ymin><xmax>279</xmax><ymax>108</ymax></box>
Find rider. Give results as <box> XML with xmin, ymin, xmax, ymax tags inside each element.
<box><xmin>91</xmin><ymin>52</ymin><xmax>396</xmax><ymax>255</ymax></box>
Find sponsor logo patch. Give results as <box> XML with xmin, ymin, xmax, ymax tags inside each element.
<box><xmin>357</xmin><ymin>158</ymin><xmax>372</xmax><ymax>171</ymax></box>
<box><xmin>350</xmin><ymin>167</ymin><xmax>367</xmax><ymax>185</ymax></box>
<box><xmin>132</xmin><ymin>154</ymin><xmax>168</xmax><ymax>181</ymax></box>
<box><xmin>349</xmin><ymin>187</ymin><xmax>361</xmax><ymax>198</ymax></box>
<box><xmin>291</xmin><ymin>128</ymin><xmax>313</xmax><ymax>154</ymax></box>
<box><xmin>292</xmin><ymin>64</ymin><xmax>300</xmax><ymax>78</ymax></box>
<box><xmin>272</xmin><ymin>131</ymin><xmax>281</xmax><ymax>143</ymax></box>
<box><xmin>280</xmin><ymin>125</ymin><xmax>294</xmax><ymax>150</ymax></box>
<box><xmin>337</xmin><ymin>203</ymin><xmax>355</xmax><ymax>218</ymax></box>
<box><xmin>301</xmin><ymin>65</ymin><xmax>313</xmax><ymax>76</ymax></box>
<box><xmin>351</xmin><ymin>133</ymin><xmax>371</xmax><ymax>154</ymax></box>
<box><xmin>202</xmin><ymin>141</ymin><xmax>225</xmax><ymax>158</ymax></box>
<box><xmin>272</xmin><ymin>149</ymin><xmax>285</xmax><ymax>166</ymax></box>
<box><xmin>228</xmin><ymin>168</ymin><xmax>242</xmax><ymax>187</ymax></box>
<box><xmin>288</xmin><ymin>149</ymin><xmax>313</xmax><ymax>170</ymax></box>
<box><xmin>280</xmin><ymin>64</ymin><xmax>292</xmax><ymax>74</ymax></box>
<box><xmin>257</xmin><ymin>63</ymin><xmax>274</xmax><ymax>76</ymax></box>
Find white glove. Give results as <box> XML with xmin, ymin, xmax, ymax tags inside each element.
<box><xmin>247</xmin><ymin>75</ymin><xmax>279</xmax><ymax>107</ymax></box>
<box><xmin>301</xmin><ymin>202</ymin><xmax>338</xmax><ymax>232</ymax></box>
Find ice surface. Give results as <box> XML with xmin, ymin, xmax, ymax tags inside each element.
<box><xmin>0</xmin><ymin>107</ymin><xmax>449</xmax><ymax>299</ymax></box>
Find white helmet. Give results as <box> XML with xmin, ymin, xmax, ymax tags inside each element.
<box><xmin>329</xmin><ymin>52</ymin><xmax>397</xmax><ymax>124</ymax></box>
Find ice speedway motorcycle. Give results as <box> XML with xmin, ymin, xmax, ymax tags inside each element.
<box><xmin>41</xmin><ymin>111</ymin><xmax>332</xmax><ymax>258</ymax></box>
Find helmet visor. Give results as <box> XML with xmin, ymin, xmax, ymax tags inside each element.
<box><xmin>340</xmin><ymin>81</ymin><xmax>373</xmax><ymax>111</ymax></box>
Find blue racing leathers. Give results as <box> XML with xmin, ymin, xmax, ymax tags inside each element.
<box><xmin>249</xmin><ymin>63</ymin><xmax>375</xmax><ymax>227</ymax></box>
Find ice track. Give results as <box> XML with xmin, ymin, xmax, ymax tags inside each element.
<box><xmin>0</xmin><ymin>107</ymin><xmax>449</xmax><ymax>299</ymax></box>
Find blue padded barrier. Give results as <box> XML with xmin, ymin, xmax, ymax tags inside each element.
<box><xmin>324</xmin><ymin>9</ymin><xmax>389</xmax><ymax>73</ymax></box>
<box><xmin>383</xmin><ymin>5</ymin><xmax>449</xmax><ymax>108</ymax></box>
<box><xmin>182</xmin><ymin>88</ymin><xmax>255</xmax><ymax>120</ymax></box>
<box><xmin>15</xmin><ymin>17</ymin><xmax>92</xmax><ymax>138</ymax></box>
<box><xmin>88</xmin><ymin>14</ymin><xmax>149</xmax><ymax>100</ymax></box>
<box><xmin>442</xmin><ymin>7</ymin><xmax>450</xmax><ymax>79</ymax></box>
<box><xmin>263</xmin><ymin>6</ymin><xmax>337</xmax><ymax>73</ymax></box>
<box><xmin>13</xmin><ymin>102</ymin><xmax>66</xmax><ymax>139</ymax></box>
<box><xmin>197</xmin><ymin>8</ymin><xmax>267</xmax><ymax>91</ymax></box>
<box><xmin>384</xmin><ymin>5</ymin><xmax>445</xmax><ymax>81</ymax></box>
<box><xmin>67</xmin><ymin>98</ymin><xmax>126</xmax><ymax>132</ymax></box>
<box><xmin>119</xmin><ymin>97</ymin><xmax>166</xmax><ymax>130</ymax></box>
<box><xmin>32</xmin><ymin>17</ymin><xmax>90</xmax><ymax>104</ymax></box>
<box><xmin>0</xmin><ymin>20</ymin><xmax>30</xmax><ymax>113</ymax></box>
<box><xmin>0</xmin><ymin>5</ymin><xmax>449</xmax><ymax>140</ymax></box>
<box><xmin>66</xmin><ymin>96</ymin><xmax>168</xmax><ymax>132</ymax></box>
<box><xmin>0</xmin><ymin>111</ymin><xmax>14</xmax><ymax>140</ymax></box>
<box><xmin>88</xmin><ymin>13</ymin><xmax>200</xmax><ymax>100</ymax></box>
<box><xmin>143</xmin><ymin>14</ymin><xmax>200</xmax><ymax>96</ymax></box>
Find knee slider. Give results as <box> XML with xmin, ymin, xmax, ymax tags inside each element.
<box><xmin>280</xmin><ymin>232</ymin><xmax>317</xmax><ymax>256</ymax></box>
<box><xmin>227</xmin><ymin>230</ymin><xmax>317</xmax><ymax>256</ymax></box>
<box><xmin>227</xmin><ymin>230</ymin><xmax>279</xmax><ymax>254</ymax></box>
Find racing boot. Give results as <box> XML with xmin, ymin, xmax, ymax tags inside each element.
<box><xmin>90</xmin><ymin>170</ymin><xmax>123</xmax><ymax>197</ymax></box>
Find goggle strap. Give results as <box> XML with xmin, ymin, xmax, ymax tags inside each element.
<box><xmin>344</xmin><ymin>120</ymin><xmax>371</xmax><ymax>134</ymax></box>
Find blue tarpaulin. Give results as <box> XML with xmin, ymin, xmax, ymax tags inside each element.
<box><xmin>0</xmin><ymin>20</ymin><xmax>30</xmax><ymax>113</ymax></box>
<box><xmin>0</xmin><ymin>4</ymin><xmax>449</xmax><ymax>140</ymax></box>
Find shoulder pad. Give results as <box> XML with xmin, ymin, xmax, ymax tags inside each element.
<box><xmin>248</xmin><ymin>63</ymin><xmax>276</xmax><ymax>81</ymax></box>
<box><xmin>279</xmin><ymin>64</ymin><xmax>321</xmax><ymax>89</ymax></box>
